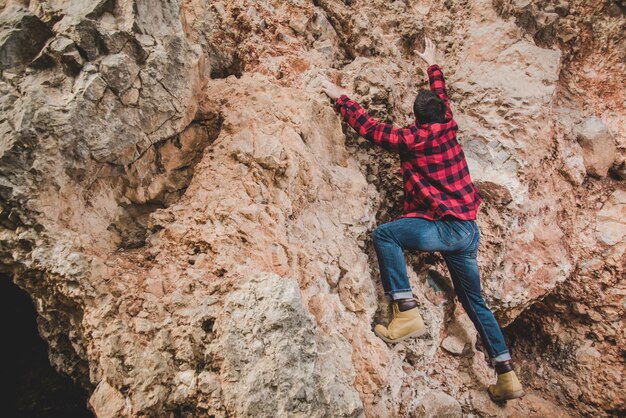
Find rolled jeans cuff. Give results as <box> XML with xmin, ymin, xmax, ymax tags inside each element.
<box><xmin>385</xmin><ymin>290</ymin><xmax>414</xmax><ymax>300</ymax></box>
<box><xmin>493</xmin><ymin>352</ymin><xmax>512</xmax><ymax>362</ymax></box>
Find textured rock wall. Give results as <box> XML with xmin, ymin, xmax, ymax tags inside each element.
<box><xmin>0</xmin><ymin>0</ymin><xmax>624</xmax><ymax>416</ymax></box>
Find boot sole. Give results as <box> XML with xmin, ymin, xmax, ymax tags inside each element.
<box><xmin>374</xmin><ymin>327</ymin><xmax>427</xmax><ymax>344</ymax></box>
<box><xmin>488</xmin><ymin>389</ymin><xmax>525</xmax><ymax>402</ymax></box>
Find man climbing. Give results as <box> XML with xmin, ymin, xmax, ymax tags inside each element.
<box><xmin>319</xmin><ymin>37</ymin><xmax>524</xmax><ymax>402</ymax></box>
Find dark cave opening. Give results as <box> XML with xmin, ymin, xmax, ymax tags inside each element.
<box><xmin>0</xmin><ymin>275</ymin><xmax>93</xmax><ymax>418</ymax></box>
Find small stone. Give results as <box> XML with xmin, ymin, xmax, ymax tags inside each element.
<box><xmin>197</xmin><ymin>371</ymin><xmax>221</xmax><ymax>395</ymax></box>
<box><xmin>80</xmin><ymin>73</ymin><xmax>107</xmax><ymax>101</ymax></box>
<box><xmin>475</xmin><ymin>180</ymin><xmax>513</xmax><ymax>205</ymax></box>
<box><xmin>136</xmin><ymin>34</ymin><xmax>155</xmax><ymax>47</ymax></box>
<box><xmin>559</xmin><ymin>141</ymin><xmax>586</xmax><ymax>185</ymax></box>
<box><xmin>289</xmin><ymin>16</ymin><xmax>309</xmax><ymax>34</ymax></box>
<box><xmin>314</xmin><ymin>39</ymin><xmax>334</xmax><ymax>59</ymax></box>
<box><xmin>120</xmin><ymin>87</ymin><xmax>140</xmax><ymax>106</ymax></box>
<box><xmin>575</xmin><ymin>341</ymin><xmax>601</xmax><ymax>364</ymax></box>
<box><xmin>60</xmin><ymin>49</ymin><xmax>84</xmax><ymax>76</ymax></box>
<box><xmin>441</xmin><ymin>335</ymin><xmax>466</xmax><ymax>355</ymax></box>
<box><xmin>574</xmin><ymin>116</ymin><xmax>617</xmax><ymax>177</ymax></box>
<box><xmin>89</xmin><ymin>381</ymin><xmax>126</xmax><ymax>418</ymax></box>
<box><xmin>412</xmin><ymin>391</ymin><xmax>462</xmax><ymax>418</ymax></box>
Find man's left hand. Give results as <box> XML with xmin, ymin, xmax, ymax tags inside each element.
<box><xmin>319</xmin><ymin>76</ymin><xmax>348</xmax><ymax>100</ymax></box>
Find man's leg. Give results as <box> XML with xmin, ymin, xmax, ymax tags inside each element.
<box><xmin>441</xmin><ymin>222</ymin><xmax>524</xmax><ymax>401</ymax></box>
<box><xmin>441</xmin><ymin>248</ymin><xmax>510</xmax><ymax>361</ymax></box>
<box><xmin>372</xmin><ymin>217</ymin><xmax>454</xmax><ymax>302</ymax></box>
<box><xmin>371</xmin><ymin>217</ymin><xmax>468</xmax><ymax>342</ymax></box>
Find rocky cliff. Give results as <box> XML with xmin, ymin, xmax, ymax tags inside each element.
<box><xmin>0</xmin><ymin>0</ymin><xmax>624</xmax><ymax>416</ymax></box>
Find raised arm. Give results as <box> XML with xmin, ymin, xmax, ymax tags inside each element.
<box><xmin>319</xmin><ymin>76</ymin><xmax>411</xmax><ymax>153</ymax></box>
<box><xmin>416</xmin><ymin>37</ymin><xmax>453</xmax><ymax>120</ymax></box>
<box><xmin>427</xmin><ymin>64</ymin><xmax>453</xmax><ymax>120</ymax></box>
<box><xmin>334</xmin><ymin>94</ymin><xmax>409</xmax><ymax>153</ymax></box>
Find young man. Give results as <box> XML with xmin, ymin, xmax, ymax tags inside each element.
<box><xmin>320</xmin><ymin>38</ymin><xmax>524</xmax><ymax>402</ymax></box>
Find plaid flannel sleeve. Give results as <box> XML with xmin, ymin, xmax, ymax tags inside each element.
<box><xmin>427</xmin><ymin>64</ymin><xmax>453</xmax><ymax>120</ymax></box>
<box><xmin>334</xmin><ymin>95</ymin><xmax>408</xmax><ymax>153</ymax></box>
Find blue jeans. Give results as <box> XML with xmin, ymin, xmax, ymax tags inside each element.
<box><xmin>372</xmin><ymin>216</ymin><xmax>511</xmax><ymax>362</ymax></box>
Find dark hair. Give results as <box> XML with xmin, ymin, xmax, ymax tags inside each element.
<box><xmin>413</xmin><ymin>90</ymin><xmax>446</xmax><ymax>124</ymax></box>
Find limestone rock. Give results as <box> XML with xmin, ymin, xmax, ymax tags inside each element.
<box><xmin>412</xmin><ymin>391</ymin><xmax>462</xmax><ymax>418</ymax></box>
<box><xmin>441</xmin><ymin>335</ymin><xmax>466</xmax><ymax>356</ymax></box>
<box><xmin>88</xmin><ymin>381</ymin><xmax>127</xmax><ymax>418</ymax></box>
<box><xmin>595</xmin><ymin>189</ymin><xmax>626</xmax><ymax>246</ymax></box>
<box><xmin>574</xmin><ymin>116</ymin><xmax>617</xmax><ymax>177</ymax></box>
<box><xmin>99</xmin><ymin>53</ymin><xmax>140</xmax><ymax>95</ymax></box>
<box><xmin>0</xmin><ymin>0</ymin><xmax>624</xmax><ymax>416</ymax></box>
<box><xmin>216</xmin><ymin>273</ymin><xmax>362</xmax><ymax>417</ymax></box>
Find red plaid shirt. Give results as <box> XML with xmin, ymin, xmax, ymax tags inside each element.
<box><xmin>334</xmin><ymin>64</ymin><xmax>483</xmax><ymax>221</ymax></box>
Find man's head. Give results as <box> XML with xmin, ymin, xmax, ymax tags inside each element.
<box><xmin>413</xmin><ymin>90</ymin><xmax>446</xmax><ymax>124</ymax></box>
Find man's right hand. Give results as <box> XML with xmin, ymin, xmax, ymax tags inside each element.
<box><xmin>319</xmin><ymin>76</ymin><xmax>348</xmax><ymax>101</ymax></box>
<box><xmin>415</xmin><ymin>37</ymin><xmax>437</xmax><ymax>67</ymax></box>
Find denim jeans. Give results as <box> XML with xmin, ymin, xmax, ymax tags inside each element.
<box><xmin>372</xmin><ymin>216</ymin><xmax>511</xmax><ymax>362</ymax></box>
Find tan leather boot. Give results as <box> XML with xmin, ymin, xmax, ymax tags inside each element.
<box><xmin>374</xmin><ymin>301</ymin><xmax>427</xmax><ymax>343</ymax></box>
<box><xmin>488</xmin><ymin>370</ymin><xmax>525</xmax><ymax>401</ymax></box>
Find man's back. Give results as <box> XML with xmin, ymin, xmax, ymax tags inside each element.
<box><xmin>334</xmin><ymin>64</ymin><xmax>484</xmax><ymax>221</ymax></box>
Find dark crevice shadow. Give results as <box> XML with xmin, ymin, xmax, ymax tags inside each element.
<box><xmin>0</xmin><ymin>274</ymin><xmax>93</xmax><ymax>418</ymax></box>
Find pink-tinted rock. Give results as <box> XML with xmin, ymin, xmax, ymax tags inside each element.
<box><xmin>0</xmin><ymin>0</ymin><xmax>623</xmax><ymax>417</ymax></box>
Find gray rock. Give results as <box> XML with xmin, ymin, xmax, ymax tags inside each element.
<box><xmin>99</xmin><ymin>52</ymin><xmax>140</xmax><ymax>94</ymax></box>
<box><xmin>0</xmin><ymin>6</ymin><xmax>53</xmax><ymax>70</ymax></box>
<box><xmin>217</xmin><ymin>273</ymin><xmax>363</xmax><ymax>417</ymax></box>
<box><xmin>57</xmin><ymin>17</ymin><xmax>105</xmax><ymax>61</ymax></box>
<box><xmin>49</xmin><ymin>36</ymin><xmax>84</xmax><ymax>75</ymax></box>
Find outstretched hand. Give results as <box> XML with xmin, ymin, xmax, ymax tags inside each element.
<box><xmin>415</xmin><ymin>37</ymin><xmax>437</xmax><ymax>67</ymax></box>
<box><xmin>319</xmin><ymin>76</ymin><xmax>348</xmax><ymax>100</ymax></box>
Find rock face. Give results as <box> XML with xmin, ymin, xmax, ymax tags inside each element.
<box><xmin>0</xmin><ymin>0</ymin><xmax>624</xmax><ymax>417</ymax></box>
